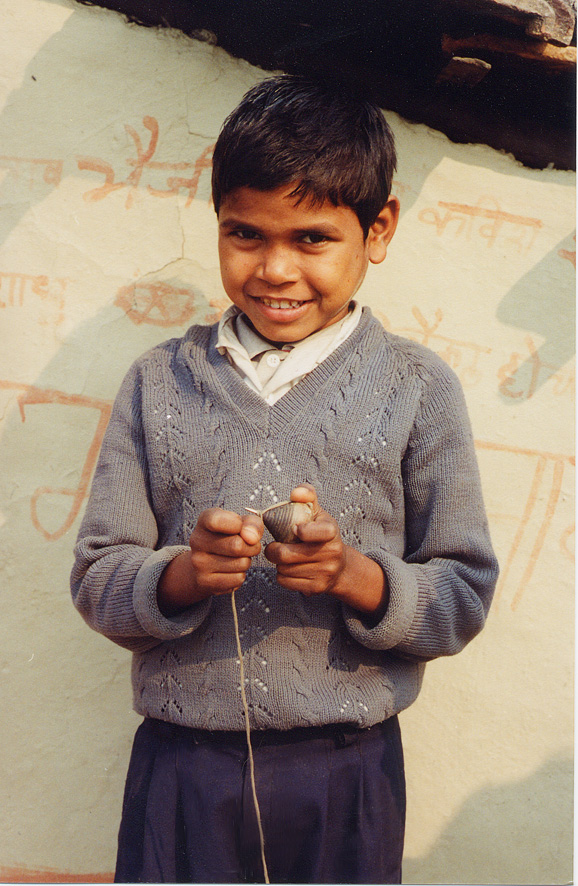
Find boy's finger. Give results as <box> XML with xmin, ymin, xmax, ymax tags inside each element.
<box><xmin>289</xmin><ymin>483</ymin><xmax>318</xmax><ymax>507</ymax></box>
<box><xmin>263</xmin><ymin>542</ymin><xmax>293</xmax><ymax>566</ymax></box>
<box><xmin>264</xmin><ymin>537</ymin><xmax>338</xmax><ymax>565</ymax></box>
<box><xmin>206</xmin><ymin>555</ymin><xmax>253</xmax><ymax>574</ymax></box>
<box><xmin>294</xmin><ymin>516</ymin><xmax>337</xmax><ymax>544</ymax></box>
<box><xmin>199</xmin><ymin>533</ymin><xmax>261</xmax><ymax>558</ymax></box>
<box><xmin>239</xmin><ymin>514</ymin><xmax>265</xmax><ymax>546</ymax></box>
<box><xmin>190</xmin><ymin>553</ymin><xmax>252</xmax><ymax>586</ymax></box>
<box><xmin>198</xmin><ymin>508</ymin><xmax>244</xmax><ymax>536</ymax></box>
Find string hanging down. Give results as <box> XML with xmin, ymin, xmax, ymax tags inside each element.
<box><xmin>231</xmin><ymin>589</ymin><xmax>270</xmax><ymax>884</ymax></box>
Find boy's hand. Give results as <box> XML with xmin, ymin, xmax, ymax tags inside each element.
<box><xmin>265</xmin><ymin>484</ymin><xmax>389</xmax><ymax>616</ymax></box>
<box><xmin>189</xmin><ymin>508</ymin><xmax>264</xmax><ymax>594</ymax></box>
<box><xmin>264</xmin><ymin>485</ymin><xmax>345</xmax><ymax>595</ymax></box>
<box><xmin>157</xmin><ymin>508</ymin><xmax>263</xmax><ymax>615</ymax></box>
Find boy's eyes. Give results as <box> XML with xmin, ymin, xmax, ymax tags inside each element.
<box><xmin>231</xmin><ymin>229</ymin><xmax>261</xmax><ymax>241</ymax></box>
<box><xmin>229</xmin><ymin>229</ymin><xmax>330</xmax><ymax>245</ymax></box>
<box><xmin>300</xmin><ymin>232</ymin><xmax>330</xmax><ymax>245</ymax></box>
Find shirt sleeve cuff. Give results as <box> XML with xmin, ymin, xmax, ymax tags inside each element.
<box><xmin>343</xmin><ymin>549</ymin><xmax>418</xmax><ymax>650</ymax></box>
<box><xmin>133</xmin><ymin>546</ymin><xmax>212</xmax><ymax>640</ymax></box>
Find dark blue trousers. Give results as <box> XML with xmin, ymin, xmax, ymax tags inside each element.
<box><xmin>115</xmin><ymin>716</ymin><xmax>405</xmax><ymax>884</ymax></box>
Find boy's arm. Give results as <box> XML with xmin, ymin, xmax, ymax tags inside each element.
<box><xmin>71</xmin><ymin>361</ymin><xmax>209</xmax><ymax>652</ymax></box>
<box><xmin>343</xmin><ymin>358</ymin><xmax>499</xmax><ymax>661</ymax></box>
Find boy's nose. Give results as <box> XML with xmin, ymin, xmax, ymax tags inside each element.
<box><xmin>255</xmin><ymin>245</ymin><xmax>299</xmax><ymax>285</ymax></box>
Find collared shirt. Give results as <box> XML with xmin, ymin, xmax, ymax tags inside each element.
<box><xmin>216</xmin><ymin>302</ymin><xmax>362</xmax><ymax>405</ymax></box>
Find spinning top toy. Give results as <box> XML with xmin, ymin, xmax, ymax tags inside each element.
<box><xmin>245</xmin><ymin>500</ymin><xmax>317</xmax><ymax>543</ymax></box>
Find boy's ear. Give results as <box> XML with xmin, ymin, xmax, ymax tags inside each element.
<box><xmin>366</xmin><ymin>197</ymin><xmax>400</xmax><ymax>264</ymax></box>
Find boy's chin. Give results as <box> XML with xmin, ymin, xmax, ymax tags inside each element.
<box><xmin>250</xmin><ymin>320</ymin><xmax>308</xmax><ymax>344</ymax></box>
<box><xmin>243</xmin><ymin>311</ymin><xmax>312</xmax><ymax>343</ymax></box>
<box><xmin>244</xmin><ymin>303</ymin><xmax>352</xmax><ymax>344</ymax></box>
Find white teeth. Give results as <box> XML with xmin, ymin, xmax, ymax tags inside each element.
<box><xmin>260</xmin><ymin>297</ymin><xmax>302</xmax><ymax>309</ymax></box>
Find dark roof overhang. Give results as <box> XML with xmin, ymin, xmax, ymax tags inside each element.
<box><xmin>76</xmin><ymin>0</ymin><xmax>576</xmax><ymax>169</ymax></box>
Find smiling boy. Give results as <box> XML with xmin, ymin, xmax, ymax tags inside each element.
<box><xmin>72</xmin><ymin>75</ymin><xmax>498</xmax><ymax>884</ymax></box>
<box><xmin>217</xmin><ymin>183</ymin><xmax>398</xmax><ymax>342</ymax></box>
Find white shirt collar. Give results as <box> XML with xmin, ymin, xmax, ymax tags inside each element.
<box><xmin>216</xmin><ymin>301</ymin><xmax>362</xmax><ymax>404</ymax></box>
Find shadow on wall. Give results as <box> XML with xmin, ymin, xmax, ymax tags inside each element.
<box><xmin>0</xmin><ymin>0</ymin><xmax>224</xmax><ymax>256</ymax></box>
<box><xmin>403</xmin><ymin>754</ymin><xmax>574</xmax><ymax>886</ymax></box>
<box><xmin>497</xmin><ymin>238</ymin><xmax>576</xmax><ymax>403</ymax></box>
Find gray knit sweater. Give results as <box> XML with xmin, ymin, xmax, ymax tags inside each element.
<box><xmin>71</xmin><ymin>308</ymin><xmax>498</xmax><ymax>731</ymax></box>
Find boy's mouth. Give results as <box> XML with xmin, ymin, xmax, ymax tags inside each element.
<box><xmin>257</xmin><ymin>296</ymin><xmax>305</xmax><ymax>310</ymax></box>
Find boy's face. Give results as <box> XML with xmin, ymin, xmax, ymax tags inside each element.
<box><xmin>217</xmin><ymin>183</ymin><xmax>398</xmax><ymax>343</ymax></box>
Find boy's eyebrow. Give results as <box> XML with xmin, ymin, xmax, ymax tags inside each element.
<box><xmin>293</xmin><ymin>224</ymin><xmax>342</xmax><ymax>237</ymax></box>
<box><xmin>218</xmin><ymin>217</ymin><xmax>258</xmax><ymax>230</ymax></box>
<box><xmin>218</xmin><ymin>216</ymin><xmax>343</xmax><ymax>236</ymax></box>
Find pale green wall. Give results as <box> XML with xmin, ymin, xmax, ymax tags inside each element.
<box><xmin>0</xmin><ymin>1</ymin><xmax>574</xmax><ymax>883</ymax></box>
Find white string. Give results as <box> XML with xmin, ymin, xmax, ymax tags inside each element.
<box><xmin>231</xmin><ymin>589</ymin><xmax>270</xmax><ymax>884</ymax></box>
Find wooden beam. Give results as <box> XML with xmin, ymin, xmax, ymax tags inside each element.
<box><xmin>437</xmin><ymin>56</ymin><xmax>493</xmax><ymax>85</ymax></box>
<box><xmin>438</xmin><ymin>0</ymin><xmax>576</xmax><ymax>45</ymax></box>
<box><xmin>442</xmin><ymin>33</ymin><xmax>577</xmax><ymax>71</ymax></box>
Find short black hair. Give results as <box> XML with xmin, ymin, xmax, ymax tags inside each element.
<box><xmin>211</xmin><ymin>75</ymin><xmax>397</xmax><ymax>238</ymax></box>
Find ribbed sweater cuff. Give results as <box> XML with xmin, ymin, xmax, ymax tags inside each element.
<box><xmin>133</xmin><ymin>546</ymin><xmax>212</xmax><ymax>640</ymax></box>
<box><xmin>343</xmin><ymin>550</ymin><xmax>418</xmax><ymax>650</ymax></box>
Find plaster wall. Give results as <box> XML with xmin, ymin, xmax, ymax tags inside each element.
<box><xmin>0</xmin><ymin>1</ymin><xmax>574</xmax><ymax>883</ymax></box>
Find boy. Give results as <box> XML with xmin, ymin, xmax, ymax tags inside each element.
<box><xmin>71</xmin><ymin>75</ymin><xmax>498</xmax><ymax>884</ymax></box>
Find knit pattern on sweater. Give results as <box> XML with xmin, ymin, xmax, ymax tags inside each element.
<box><xmin>71</xmin><ymin>309</ymin><xmax>498</xmax><ymax>730</ymax></box>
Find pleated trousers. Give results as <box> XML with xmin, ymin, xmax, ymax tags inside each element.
<box><xmin>115</xmin><ymin>715</ymin><xmax>405</xmax><ymax>884</ymax></box>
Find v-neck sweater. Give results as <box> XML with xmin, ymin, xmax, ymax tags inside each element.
<box><xmin>71</xmin><ymin>308</ymin><xmax>498</xmax><ymax>731</ymax></box>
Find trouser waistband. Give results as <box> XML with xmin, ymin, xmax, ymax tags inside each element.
<box><xmin>145</xmin><ymin>716</ymin><xmax>393</xmax><ymax>749</ymax></box>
